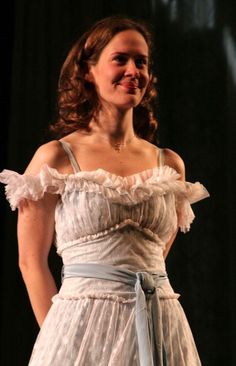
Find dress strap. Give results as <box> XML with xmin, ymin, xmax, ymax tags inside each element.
<box><xmin>158</xmin><ymin>148</ymin><xmax>164</xmax><ymax>167</ymax></box>
<box><xmin>59</xmin><ymin>141</ymin><xmax>81</xmax><ymax>173</ymax></box>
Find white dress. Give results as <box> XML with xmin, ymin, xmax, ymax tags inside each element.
<box><xmin>0</xmin><ymin>142</ymin><xmax>209</xmax><ymax>366</ymax></box>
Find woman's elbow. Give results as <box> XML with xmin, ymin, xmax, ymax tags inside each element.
<box><xmin>18</xmin><ymin>255</ymin><xmax>48</xmax><ymax>275</ymax></box>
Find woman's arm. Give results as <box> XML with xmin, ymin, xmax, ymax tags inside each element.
<box><xmin>17</xmin><ymin>141</ymin><xmax>67</xmax><ymax>327</ymax></box>
<box><xmin>163</xmin><ymin>230</ymin><xmax>178</xmax><ymax>260</ymax></box>
<box><xmin>162</xmin><ymin>148</ymin><xmax>185</xmax><ymax>259</ymax></box>
<box><xmin>18</xmin><ymin>194</ymin><xmax>59</xmax><ymax>327</ymax></box>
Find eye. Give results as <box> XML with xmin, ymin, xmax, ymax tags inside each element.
<box><xmin>113</xmin><ymin>55</ymin><xmax>127</xmax><ymax>64</ymax></box>
<box><xmin>135</xmin><ymin>58</ymin><xmax>148</xmax><ymax>68</ymax></box>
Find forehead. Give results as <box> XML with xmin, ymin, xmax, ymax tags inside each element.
<box><xmin>101</xmin><ymin>30</ymin><xmax>149</xmax><ymax>56</ymax></box>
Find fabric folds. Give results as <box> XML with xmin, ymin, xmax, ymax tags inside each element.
<box><xmin>0</xmin><ymin>162</ymin><xmax>208</xmax><ymax>365</ymax></box>
<box><xmin>0</xmin><ymin>166</ymin><xmax>65</xmax><ymax>210</ymax></box>
<box><xmin>62</xmin><ymin>262</ymin><xmax>168</xmax><ymax>366</ymax></box>
<box><xmin>0</xmin><ymin>165</ymin><xmax>209</xmax><ymax>234</ymax></box>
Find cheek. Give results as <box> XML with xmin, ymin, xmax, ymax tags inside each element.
<box><xmin>140</xmin><ymin>73</ymin><xmax>150</xmax><ymax>90</ymax></box>
<box><xmin>106</xmin><ymin>66</ymin><xmax>124</xmax><ymax>84</ymax></box>
<box><xmin>144</xmin><ymin>71</ymin><xmax>150</xmax><ymax>84</ymax></box>
<box><xmin>97</xmin><ymin>67</ymin><xmax>120</xmax><ymax>87</ymax></box>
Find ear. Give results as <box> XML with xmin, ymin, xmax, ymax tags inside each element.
<box><xmin>84</xmin><ymin>65</ymin><xmax>94</xmax><ymax>83</ymax></box>
<box><xmin>149</xmin><ymin>74</ymin><xmax>158</xmax><ymax>85</ymax></box>
<box><xmin>84</xmin><ymin>72</ymin><xmax>93</xmax><ymax>82</ymax></box>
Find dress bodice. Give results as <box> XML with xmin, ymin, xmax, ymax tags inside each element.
<box><xmin>0</xmin><ymin>147</ymin><xmax>209</xmax><ymax>272</ymax></box>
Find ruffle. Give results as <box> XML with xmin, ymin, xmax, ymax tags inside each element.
<box><xmin>52</xmin><ymin>293</ymin><xmax>136</xmax><ymax>304</ymax></box>
<box><xmin>67</xmin><ymin>171</ymin><xmax>209</xmax><ymax>207</ymax></box>
<box><xmin>52</xmin><ymin>291</ymin><xmax>179</xmax><ymax>303</ymax></box>
<box><xmin>0</xmin><ymin>165</ymin><xmax>65</xmax><ymax>210</ymax></box>
<box><xmin>64</xmin><ymin>165</ymin><xmax>181</xmax><ymax>205</ymax></box>
<box><xmin>0</xmin><ymin>165</ymin><xmax>209</xmax><ymax>223</ymax></box>
<box><xmin>174</xmin><ymin>178</ymin><xmax>209</xmax><ymax>233</ymax></box>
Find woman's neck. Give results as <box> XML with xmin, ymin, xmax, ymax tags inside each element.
<box><xmin>88</xmin><ymin>106</ymin><xmax>135</xmax><ymax>144</ymax></box>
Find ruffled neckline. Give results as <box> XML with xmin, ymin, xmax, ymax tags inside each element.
<box><xmin>39</xmin><ymin>164</ymin><xmax>179</xmax><ymax>179</ymax></box>
<box><xmin>0</xmin><ymin>164</ymin><xmax>210</xmax><ymax>232</ymax></box>
<box><xmin>44</xmin><ymin>164</ymin><xmax>181</xmax><ymax>186</ymax></box>
<box><xmin>0</xmin><ymin>163</ymin><xmax>209</xmax><ymax>217</ymax></box>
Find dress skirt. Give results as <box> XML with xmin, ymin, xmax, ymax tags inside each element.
<box><xmin>28</xmin><ymin>277</ymin><xmax>201</xmax><ymax>366</ymax></box>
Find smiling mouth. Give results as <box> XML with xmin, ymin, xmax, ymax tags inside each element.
<box><xmin>120</xmin><ymin>82</ymin><xmax>138</xmax><ymax>88</ymax></box>
<box><xmin>119</xmin><ymin>83</ymin><xmax>139</xmax><ymax>93</ymax></box>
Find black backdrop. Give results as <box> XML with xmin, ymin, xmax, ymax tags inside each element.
<box><xmin>0</xmin><ymin>1</ymin><xmax>235</xmax><ymax>365</ymax></box>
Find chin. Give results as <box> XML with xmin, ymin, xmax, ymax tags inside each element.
<box><xmin>116</xmin><ymin>95</ymin><xmax>143</xmax><ymax>109</ymax></box>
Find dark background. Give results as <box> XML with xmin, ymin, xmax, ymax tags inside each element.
<box><xmin>0</xmin><ymin>1</ymin><xmax>235</xmax><ymax>365</ymax></box>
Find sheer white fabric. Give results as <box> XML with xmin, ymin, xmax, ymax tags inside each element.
<box><xmin>0</xmin><ymin>165</ymin><xmax>209</xmax><ymax>365</ymax></box>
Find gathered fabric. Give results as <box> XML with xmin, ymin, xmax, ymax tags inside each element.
<box><xmin>62</xmin><ymin>263</ymin><xmax>168</xmax><ymax>366</ymax></box>
<box><xmin>0</xmin><ymin>145</ymin><xmax>209</xmax><ymax>365</ymax></box>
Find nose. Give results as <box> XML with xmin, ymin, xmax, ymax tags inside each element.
<box><xmin>124</xmin><ymin>59</ymin><xmax>139</xmax><ymax>78</ymax></box>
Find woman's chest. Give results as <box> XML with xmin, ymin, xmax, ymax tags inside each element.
<box><xmin>54</xmin><ymin>190</ymin><xmax>178</xmax><ymax>242</ymax></box>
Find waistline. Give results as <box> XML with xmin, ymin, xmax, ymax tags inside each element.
<box><xmin>62</xmin><ymin>262</ymin><xmax>168</xmax><ymax>366</ymax></box>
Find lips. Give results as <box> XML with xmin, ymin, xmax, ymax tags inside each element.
<box><xmin>118</xmin><ymin>81</ymin><xmax>140</xmax><ymax>95</ymax></box>
<box><xmin>119</xmin><ymin>82</ymin><xmax>138</xmax><ymax>89</ymax></box>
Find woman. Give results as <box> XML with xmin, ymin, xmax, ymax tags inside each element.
<box><xmin>0</xmin><ymin>16</ymin><xmax>209</xmax><ymax>366</ymax></box>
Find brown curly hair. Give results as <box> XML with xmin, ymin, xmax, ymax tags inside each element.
<box><xmin>51</xmin><ymin>16</ymin><xmax>158</xmax><ymax>142</ymax></box>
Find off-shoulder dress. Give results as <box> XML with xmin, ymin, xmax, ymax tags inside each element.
<box><xmin>0</xmin><ymin>141</ymin><xmax>209</xmax><ymax>366</ymax></box>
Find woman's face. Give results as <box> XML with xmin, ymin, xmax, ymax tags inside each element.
<box><xmin>87</xmin><ymin>30</ymin><xmax>150</xmax><ymax>110</ymax></box>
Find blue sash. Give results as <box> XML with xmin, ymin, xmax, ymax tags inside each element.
<box><xmin>62</xmin><ymin>263</ymin><xmax>168</xmax><ymax>366</ymax></box>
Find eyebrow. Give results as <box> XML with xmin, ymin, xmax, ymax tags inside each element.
<box><xmin>110</xmin><ymin>52</ymin><xmax>148</xmax><ymax>59</ymax></box>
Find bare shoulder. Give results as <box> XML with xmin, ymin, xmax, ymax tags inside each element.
<box><xmin>137</xmin><ymin>140</ymin><xmax>185</xmax><ymax>178</ymax></box>
<box><xmin>138</xmin><ymin>139</ymin><xmax>159</xmax><ymax>154</ymax></box>
<box><xmin>25</xmin><ymin>140</ymin><xmax>67</xmax><ymax>175</ymax></box>
<box><xmin>163</xmin><ymin>148</ymin><xmax>185</xmax><ymax>180</ymax></box>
